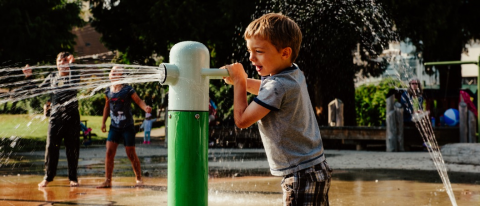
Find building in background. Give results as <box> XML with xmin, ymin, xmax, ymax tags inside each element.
<box><xmin>355</xmin><ymin>40</ymin><xmax>440</xmax><ymax>88</ymax></box>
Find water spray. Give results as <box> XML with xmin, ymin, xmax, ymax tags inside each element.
<box><xmin>158</xmin><ymin>41</ymin><xmax>228</xmax><ymax>206</ymax></box>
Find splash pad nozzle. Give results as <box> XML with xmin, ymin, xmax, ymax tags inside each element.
<box><xmin>159</xmin><ymin>41</ymin><xmax>228</xmax><ymax>206</ymax></box>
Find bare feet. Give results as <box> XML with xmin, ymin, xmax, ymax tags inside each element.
<box><xmin>70</xmin><ymin>181</ymin><xmax>79</xmax><ymax>187</ymax></box>
<box><xmin>96</xmin><ymin>181</ymin><xmax>112</xmax><ymax>189</ymax></box>
<box><xmin>38</xmin><ymin>180</ymin><xmax>50</xmax><ymax>187</ymax></box>
<box><xmin>135</xmin><ymin>180</ymin><xmax>143</xmax><ymax>187</ymax></box>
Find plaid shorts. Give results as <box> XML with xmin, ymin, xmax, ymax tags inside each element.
<box><xmin>281</xmin><ymin>161</ymin><xmax>333</xmax><ymax>206</ymax></box>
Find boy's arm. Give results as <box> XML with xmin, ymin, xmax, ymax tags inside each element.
<box><xmin>226</xmin><ymin>63</ymin><xmax>270</xmax><ymax>128</ymax></box>
<box><xmin>222</xmin><ymin>67</ymin><xmax>261</xmax><ymax>95</ymax></box>
<box><xmin>101</xmin><ymin>96</ymin><xmax>110</xmax><ymax>133</ymax></box>
<box><xmin>131</xmin><ymin>92</ymin><xmax>152</xmax><ymax>113</ymax></box>
<box><xmin>246</xmin><ymin>78</ymin><xmax>261</xmax><ymax>95</ymax></box>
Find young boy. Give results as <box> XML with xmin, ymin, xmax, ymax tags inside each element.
<box><xmin>140</xmin><ymin>113</ymin><xmax>156</xmax><ymax>144</ymax></box>
<box><xmin>97</xmin><ymin>66</ymin><xmax>152</xmax><ymax>188</ymax></box>
<box><xmin>223</xmin><ymin>13</ymin><xmax>332</xmax><ymax>205</ymax></box>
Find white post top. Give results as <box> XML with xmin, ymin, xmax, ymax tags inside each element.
<box><xmin>168</xmin><ymin>41</ymin><xmax>210</xmax><ymax>111</ymax></box>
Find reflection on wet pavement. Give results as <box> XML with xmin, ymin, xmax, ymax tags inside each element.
<box><xmin>1</xmin><ymin>175</ymin><xmax>479</xmax><ymax>205</ymax></box>
<box><xmin>2</xmin><ymin>147</ymin><xmax>480</xmax><ymax>205</ymax></box>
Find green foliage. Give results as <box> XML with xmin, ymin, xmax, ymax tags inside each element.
<box><xmin>355</xmin><ymin>78</ymin><xmax>403</xmax><ymax>126</ymax></box>
<box><xmin>89</xmin><ymin>0</ymin><xmax>396</xmax><ymax>126</ymax></box>
<box><xmin>78</xmin><ymin>92</ymin><xmax>105</xmax><ymax>116</ymax></box>
<box><xmin>0</xmin><ymin>0</ymin><xmax>85</xmax><ymax>66</ymax></box>
<box><xmin>88</xmin><ymin>0</ymin><xmax>256</xmax><ymax>121</ymax></box>
<box><xmin>130</xmin><ymin>82</ymin><xmax>164</xmax><ymax>118</ymax></box>
<box><xmin>0</xmin><ymin>0</ymin><xmax>85</xmax><ymax>115</ymax></box>
<box><xmin>88</xmin><ymin>0</ymin><xmax>255</xmax><ymax>66</ymax></box>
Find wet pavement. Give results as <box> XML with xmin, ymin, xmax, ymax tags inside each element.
<box><xmin>1</xmin><ymin>127</ymin><xmax>480</xmax><ymax>205</ymax></box>
<box><xmin>1</xmin><ymin>175</ymin><xmax>479</xmax><ymax>205</ymax></box>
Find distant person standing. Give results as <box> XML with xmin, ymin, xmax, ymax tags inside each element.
<box><xmin>97</xmin><ymin>66</ymin><xmax>152</xmax><ymax>188</ymax></box>
<box><xmin>23</xmin><ymin>52</ymin><xmax>81</xmax><ymax>187</ymax></box>
<box><xmin>401</xmin><ymin>78</ymin><xmax>424</xmax><ymax>126</ymax></box>
<box><xmin>140</xmin><ymin>113</ymin><xmax>156</xmax><ymax>144</ymax></box>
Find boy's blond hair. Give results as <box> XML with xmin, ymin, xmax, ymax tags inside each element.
<box><xmin>244</xmin><ymin>13</ymin><xmax>302</xmax><ymax>63</ymax></box>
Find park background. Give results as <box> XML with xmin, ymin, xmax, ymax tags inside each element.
<box><xmin>2</xmin><ymin>0</ymin><xmax>480</xmax><ymax>147</ymax></box>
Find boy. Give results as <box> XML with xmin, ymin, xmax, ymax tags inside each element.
<box><xmin>223</xmin><ymin>13</ymin><xmax>332</xmax><ymax>205</ymax></box>
<box><xmin>23</xmin><ymin>52</ymin><xmax>81</xmax><ymax>187</ymax></box>
<box><xmin>97</xmin><ymin>66</ymin><xmax>151</xmax><ymax>188</ymax></box>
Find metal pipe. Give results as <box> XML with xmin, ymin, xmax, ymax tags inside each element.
<box><xmin>424</xmin><ymin>58</ymin><xmax>480</xmax><ymax>141</ymax></box>
<box><xmin>424</xmin><ymin>61</ymin><xmax>478</xmax><ymax>66</ymax></box>
<box><xmin>165</xmin><ymin>41</ymin><xmax>209</xmax><ymax>206</ymax></box>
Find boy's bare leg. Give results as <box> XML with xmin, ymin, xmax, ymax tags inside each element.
<box><xmin>38</xmin><ymin>180</ymin><xmax>50</xmax><ymax>187</ymax></box>
<box><xmin>97</xmin><ymin>141</ymin><xmax>118</xmax><ymax>188</ymax></box>
<box><xmin>125</xmin><ymin>146</ymin><xmax>142</xmax><ymax>186</ymax></box>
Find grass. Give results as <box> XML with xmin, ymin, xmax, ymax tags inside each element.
<box><xmin>0</xmin><ymin>114</ymin><xmax>115</xmax><ymax>140</ymax></box>
<box><xmin>0</xmin><ymin>114</ymin><xmax>161</xmax><ymax>153</ymax></box>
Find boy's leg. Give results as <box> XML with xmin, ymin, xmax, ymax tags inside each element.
<box><xmin>281</xmin><ymin>161</ymin><xmax>332</xmax><ymax>206</ymax></box>
<box><xmin>63</xmin><ymin>113</ymin><xmax>80</xmax><ymax>186</ymax></box>
<box><xmin>40</xmin><ymin>121</ymin><xmax>63</xmax><ymax>186</ymax></box>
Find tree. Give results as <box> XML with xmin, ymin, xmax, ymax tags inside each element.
<box><xmin>0</xmin><ymin>0</ymin><xmax>85</xmax><ymax>66</ymax></box>
<box><xmin>0</xmin><ymin>0</ymin><xmax>85</xmax><ymax>113</ymax></box>
<box><xmin>89</xmin><ymin>0</ymin><xmax>398</xmax><ymax>126</ymax></box>
<box><xmin>379</xmin><ymin>0</ymin><xmax>480</xmax><ymax>92</ymax></box>
<box><xmin>88</xmin><ymin>0</ymin><xmax>255</xmax><ymax>65</ymax></box>
<box><xmin>88</xmin><ymin>0</ymin><xmax>256</xmax><ymax>120</ymax></box>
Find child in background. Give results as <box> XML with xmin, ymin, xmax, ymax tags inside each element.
<box><xmin>140</xmin><ymin>113</ymin><xmax>156</xmax><ymax>144</ymax></box>
<box><xmin>97</xmin><ymin>66</ymin><xmax>152</xmax><ymax>188</ymax></box>
<box><xmin>223</xmin><ymin>13</ymin><xmax>332</xmax><ymax>205</ymax></box>
<box><xmin>80</xmin><ymin>122</ymin><xmax>92</xmax><ymax>146</ymax></box>
<box><xmin>209</xmin><ymin>97</ymin><xmax>217</xmax><ymax>126</ymax></box>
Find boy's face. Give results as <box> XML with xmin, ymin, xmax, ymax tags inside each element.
<box><xmin>246</xmin><ymin>36</ymin><xmax>292</xmax><ymax>76</ymax></box>
<box><xmin>56</xmin><ymin>56</ymin><xmax>70</xmax><ymax>75</ymax></box>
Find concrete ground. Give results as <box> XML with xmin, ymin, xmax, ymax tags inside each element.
<box><xmin>1</xmin><ymin>126</ymin><xmax>479</xmax><ymax>205</ymax></box>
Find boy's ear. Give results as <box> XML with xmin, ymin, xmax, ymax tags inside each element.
<box><xmin>281</xmin><ymin>47</ymin><xmax>292</xmax><ymax>60</ymax></box>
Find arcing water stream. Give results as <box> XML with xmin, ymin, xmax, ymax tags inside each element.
<box><xmin>0</xmin><ymin>64</ymin><xmax>164</xmax><ymax>105</ymax></box>
<box><xmin>413</xmin><ymin>111</ymin><xmax>458</xmax><ymax>206</ymax></box>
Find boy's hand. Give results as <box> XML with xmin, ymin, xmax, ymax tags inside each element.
<box><xmin>23</xmin><ymin>64</ymin><xmax>32</xmax><ymax>78</ymax></box>
<box><xmin>225</xmin><ymin>63</ymin><xmax>247</xmax><ymax>84</ymax></box>
<box><xmin>220</xmin><ymin>66</ymin><xmax>233</xmax><ymax>85</ymax></box>
<box><xmin>101</xmin><ymin>124</ymin><xmax>106</xmax><ymax>133</ymax></box>
<box><xmin>67</xmin><ymin>55</ymin><xmax>74</xmax><ymax>64</ymax></box>
<box><xmin>145</xmin><ymin>106</ymin><xmax>152</xmax><ymax>113</ymax></box>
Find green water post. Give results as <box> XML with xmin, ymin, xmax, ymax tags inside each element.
<box><xmin>159</xmin><ymin>41</ymin><xmax>228</xmax><ymax>206</ymax></box>
<box><xmin>424</xmin><ymin>58</ymin><xmax>480</xmax><ymax>142</ymax></box>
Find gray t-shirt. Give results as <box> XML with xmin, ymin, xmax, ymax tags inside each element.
<box><xmin>253</xmin><ymin>64</ymin><xmax>325</xmax><ymax>176</ymax></box>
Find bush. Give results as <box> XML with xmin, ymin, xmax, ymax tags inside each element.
<box><xmin>355</xmin><ymin>78</ymin><xmax>403</xmax><ymax>126</ymax></box>
<box><xmin>79</xmin><ymin>92</ymin><xmax>106</xmax><ymax>116</ymax></box>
